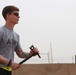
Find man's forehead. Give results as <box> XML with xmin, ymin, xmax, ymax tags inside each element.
<box><xmin>12</xmin><ymin>11</ymin><xmax>19</xmax><ymax>13</ymax></box>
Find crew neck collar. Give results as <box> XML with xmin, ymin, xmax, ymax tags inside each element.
<box><xmin>4</xmin><ymin>25</ymin><xmax>13</xmax><ymax>31</ymax></box>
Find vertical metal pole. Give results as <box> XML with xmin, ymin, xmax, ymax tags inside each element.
<box><xmin>50</xmin><ymin>43</ymin><xmax>53</xmax><ymax>63</ymax></box>
<box><xmin>47</xmin><ymin>52</ymin><xmax>50</xmax><ymax>63</ymax></box>
<box><xmin>72</xmin><ymin>56</ymin><xmax>74</xmax><ymax>63</ymax></box>
<box><xmin>75</xmin><ymin>55</ymin><xmax>76</xmax><ymax>63</ymax></box>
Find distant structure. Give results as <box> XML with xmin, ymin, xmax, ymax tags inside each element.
<box><xmin>75</xmin><ymin>55</ymin><xmax>76</xmax><ymax>63</ymax></box>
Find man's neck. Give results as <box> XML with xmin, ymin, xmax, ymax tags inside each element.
<box><xmin>5</xmin><ymin>22</ymin><xmax>15</xmax><ymax>30</ymax></box>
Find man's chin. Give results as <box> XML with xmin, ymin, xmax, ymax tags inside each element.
<box><xmin>15</xmin><ymin>22</ymin><xmax>18</xmax><ymax>24</ymax></box>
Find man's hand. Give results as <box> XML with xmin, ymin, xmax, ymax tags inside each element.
<box><xmin>30</xmin><ymin>47</ymin><xmax>39</xmax><ymax>56</ymax></box>
<box><xmin>30</xmin><ymin>45</ymin><xmax>41</xmax><ymax>58</ymax></box>
<box><xmin>11</xmin><ymin>62</ymin><xmax>21</xmax><ymax>70</ymax></box>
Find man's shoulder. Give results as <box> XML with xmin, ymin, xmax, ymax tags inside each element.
<box><xmin>13</xmin><ymin>31</ymin><xmax>20</xmax><ymax>37</ymax></box>
<box><xmin>0</xmin><ymin>26</ymin><xmax>5</xmax><ymax>35</ymax></box>
<box><xmin>0</xmin><ymin>26</ymin><xmax>5</xmax><ymax>31</ymax></box>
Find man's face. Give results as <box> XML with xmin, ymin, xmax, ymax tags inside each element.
<box><xmin>6</xmin><ymin>11</ymin><xmax>20</xmax><ymax>24</ymax></box>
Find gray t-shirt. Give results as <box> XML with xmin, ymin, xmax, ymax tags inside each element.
<box><xmin>0</xmin><ymin>25</ymin><xmax>21</xmax><ymax>66</ymax></box>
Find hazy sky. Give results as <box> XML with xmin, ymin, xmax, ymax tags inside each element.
<box><xmin>0</xmin><ymin>0</ymin><xmax>76</xmax><ymax>63</ymax></box>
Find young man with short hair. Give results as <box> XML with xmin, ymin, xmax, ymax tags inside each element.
<box><xmin>0</xmin><ymin>5</ymin><xmax>39</xmax><ymax>75</ymax></box>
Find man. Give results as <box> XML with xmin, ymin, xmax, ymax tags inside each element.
<box><xmin>0</xmin><ymin>5</ymin><xmax>39</xmax><ymax>75</ymax></box>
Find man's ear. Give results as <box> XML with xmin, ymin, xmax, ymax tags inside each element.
<box><xmin>6</xmin><ymin>14</ymin><xmax>11</xmax><ymax>20</ymax></box>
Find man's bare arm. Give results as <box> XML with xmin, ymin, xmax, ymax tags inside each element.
<box><xmin>15</xmin><ymin>48</ymin><xmax>31</xmax><ymax>58</ymax></box>
<box><xmin>0</xmin><ymin>55</ymin><xmax>9</xmax><ymax>65</ymax></box>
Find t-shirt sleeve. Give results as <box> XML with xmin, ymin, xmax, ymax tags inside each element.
<box><xmin>15</xmin><ymin>35</ymin><xmax>22</xmax><ymax>50</ymax></box>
